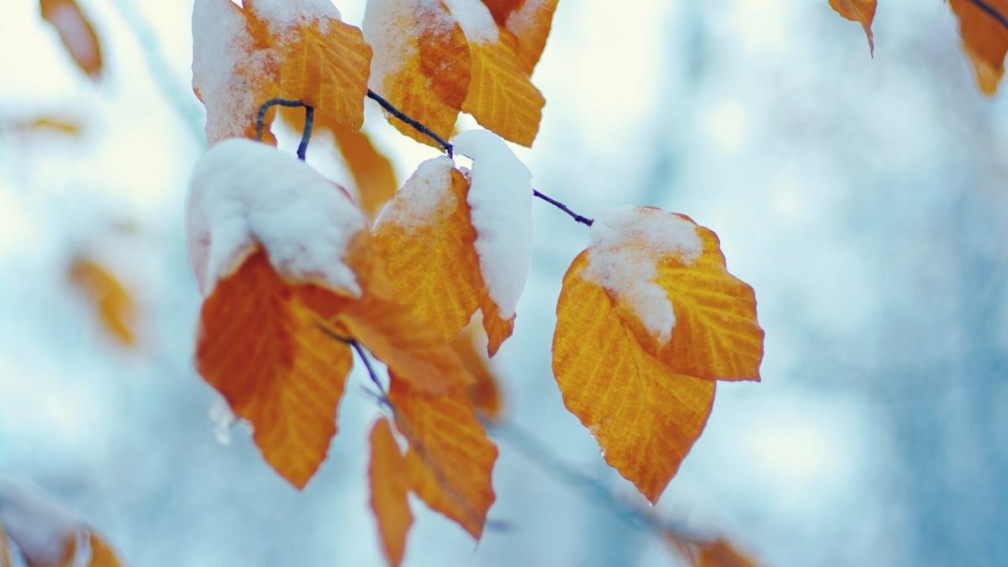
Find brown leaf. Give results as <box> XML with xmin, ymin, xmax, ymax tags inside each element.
<box><xmin>828</xmin><ymin>0</ymin><xmax>877</xmax><ymax>55</ymax></box>
<box><xmin>950</xmin><ymin>0</ymin><xmax>1008</xmax><ymax>94</ymax></box>
<box><xmin>39</xmin><ymin>0</ymin><xmax>103</xmax><ymax>79</ymax></box>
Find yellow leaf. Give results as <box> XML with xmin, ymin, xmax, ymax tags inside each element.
<box><xmin>39</xmin><ymin>0</ymin><xmax>103</xmax><ymax>79</ymax></box>
<box><xmin>364</xmin><ymin>0</ymin><xmax>470</xmax><ymax>146</ymax></box>
<box><xmin>85</xmin><ymin>532</ymin><xmax>122</xmax><ymax>567</ymax></box>
<box><xmin>67</xmin><ymin>257</ymin><xmax>137</xmax><ymax>347</ymax></box>
<box><xmin>828</xmin><ymin>0</ymin><xmax>877</xmax><ymax>54</ymax></box>
<box><xmin>462</xmin><ymin>42</ymin><xmax>544</xmax><ymax>147</ymax></box>
<box><xmin>196</xmin><ymin>246</ymin><xmax>354</xmax><ymax>488</ymax></box>
<box><xmin>390</xmin><ymin>378</ymin><xmax>498</xmax><ymax>539</ymax></box>
<box><xmin>368</xmin><ymin>419</ymin><xmax>413</xmax><ymax>567</ymax></box>
<box><xmin>452</xmin><ymin>320</ymin><xmax>505</xmax><ymax>421</ymax></box>
<box><xmin>553</xmin><ymin>251</ymin><xmax>716</xmax><ymax>503</ymax></box>
<box><xmin>331</xmin><ymin>127</ymin><xmax>398</xmax><ymax>219</ymax></box>
<box><xmin>950</xmin><ymin>0</ymin><xmax>1008</xmax><ymax>94</ymax></box>
<box><xmin>481</xmin><ymin>0</ymin><xmax>558</xmax><ymax>74</ymax></box>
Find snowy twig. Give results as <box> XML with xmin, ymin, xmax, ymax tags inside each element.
<box><xmin>365</xmin><ymin>90</ymin><xmax>594</xmax><ymax>226</ymax></box>
<box><xmin>108</xmin><ymin>0</ymin><xmax>206</xmax><ymax>146</ymax></box>
<box><xmin>968</xmin><ymin>0</ymin><xmax>1008</xmax><ymax>31</ymax></box>
<box><xmin>367</xmin><ymin>89</ymin><xmax>454</xmax><ymax>157</ymax></box>
<box><xmin>255</xmin><ymin>98</ymin><xmax>314</xmax><ymax>160</ymax></box>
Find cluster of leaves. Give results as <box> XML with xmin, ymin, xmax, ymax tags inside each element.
<box><xmin>186</xmin><ymin>1</ymin><xmax>764</xmax><ymax>566</ymax></box>
<box><xmin>829</xmin><ymin>0</ymin><xmax>1008</xmax><ymax>94</ymax></box>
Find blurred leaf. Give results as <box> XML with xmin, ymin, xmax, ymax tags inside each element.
<box><xmin>39</xmin><ymin>0</ymin><xmax>103</xmax><ymax>79</ymax></box>
<box><xmin>368</xmin><ymin>418</ymin><xmax>413</xmax><ymax>567</ymax></box>
<box><xmin>949</xmin><ymin>0</ymin><xmax>1008</xmax><ymax>94</ymax></box>
<box><xmin>67</xmin><ymin>256</ymin><xmax>138</xmax><ymax>347</ymax></box>
<box><xmin>828</xmin><ymin>0</ymin><xmax>876</xmax><ymax>55</ymax></box>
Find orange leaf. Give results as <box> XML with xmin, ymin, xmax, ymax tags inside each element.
<box><xmin>196</xmin><ymin>247</ymin><xmax>354</xmax><ymax>488</ymax></box>
<box><xmin>1</xmin><ymin>523</ymin><xmax>12</xmax><ymax>567</ymax></box>
<box><xmin>363</xmin><ymin>0</ymin><xmax>470</xmax><ymax>146</ymax></box>
<box><xmin>462</xmin><ymin>42</ymin><xmax>544</xmax><ymax>147</ymax></box>
<box><xmin>950</xmin><ymin>0</ymin><xmax>1008</xmax><ymax>94</ymax></box>
<box><xmin>331</xmin><ymin>127</ymin><xmax>398</xmax><ymax>219</ymax></box>
<box><xmin>67</xmin><ymin>256</ymin><xmax>137</xmax><ymax>347</ymax></box>
<box><xmin>39</xmin><ymin>0</ymin><xmax>103</xmax><ymax>79</ymax></box>
<box><xmin>481</xmin><ymin>0</ymin><xmax>558</xmax><ymax>73</ymax></box>
<box><xmin>696</xmin><ymin>539</ymin><xmax>762</xmax><ymax>567</ymax></box>
<box><xmin>828</xmin><ymin>0</ymin><xmax>876</xmax><ymax>55</ymax></box>
<box><xmin>553</xmin><ymin>250</ymin><xmax>716</xmax><ymax>503</ymax></box>
<box><xmin>451</xmin><ymin>320</ymin><xmax>505</xmax><ymax>421</ymax></box>
<box><xmin>584</xmin><ymin>208</ymin><xmax>762</xmax><ymax>382</ymax></box>
<box><xmin>85</xmin><ymin>533</ymin><xmax>122</xmax><ymax>567</ymax></box>
<box><xmin>368</xmin><ymin>419</ymin><xmax>413</xmax><ymax>567</ymax></box>
<box><xmin>389</xmin><ymin>378</ymin><xmax>497</xmax><ymax>539</ymax></box>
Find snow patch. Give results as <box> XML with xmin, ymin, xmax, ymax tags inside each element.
<box><xmin>0</xmin><ymin>479</ymin><xmax>82</xmax><ymax>567</ymax></box>
<box><xmin>583</xmin><ymin>207</ymin><xmax>702</xmax><ymax>344</ymax></box>
<box><xmin>442</xmin><ymin>0</ymin><xmax>499</xmax><ymax>44</ymax></box>
<box><xmin>192</xmin><ymin>0</ymin><xmax>274</xmax><ymax>145</ymax></box>
<box><xmin>187</xmin><ymin>138</ymin><xmax>367</xmax><ymax>297</ymax></box>
<box><xmin>451</xmin><ymin>130</ymin><xmax>533</xmax><ymax>318</ymax></box>
<box><xmin>247</xmin><ymin>0</ymin><xmax>340</xmax><ymax>32</ymax></box>
<box><xmin>374</xmin><ymin>157</ymin><xmax>457</xmax><ymax>230</ymax></box>
<box><xmin>362</xmin><ymin>0</ymin><xmax>417</xmax><ymax>95</ymax></box>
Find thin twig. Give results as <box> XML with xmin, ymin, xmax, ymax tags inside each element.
<box><xmin>968</xmin><ymin>0</ymin><xmax>1008</xmax><ymax>31</ymax></box>
<box><xmin>255</xmin><ymin>98</ymin><xmax>314</xmax><ymax>160</ymax></box>
<box><xmin>533</xmin><ymin>189</ymin><xmax>594</xmax><ymax>226</ymax></box>
<box><xmin>349</xmin><ymin>340</ymin><xmax>389</xmax><ymax>399</ymax></box>
<box><xmin>366</xmin><ymin>89</ymin><xmax>454</xmax><ymax>157</ymax></box>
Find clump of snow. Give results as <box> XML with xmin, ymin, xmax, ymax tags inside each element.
<box><xmin>209</xmin><ymin>397</ymin><xmax>236</xmax><ymax>446</ymax></box>
<box><xmin>582</xmin><ymin>207</ymin><xmax>702</xmax><ymax>345</ymax></box>
<box><xmin>187</xmin><ymin>138</ymin><xmax>367</xmax><ymax>297</ymax></box>
<box><xmin>361</xmin><ymin>0</ymin><xmax>417</xmax><ymax>95</ymax></box>
<box><xmin>192</xmin><ymin>0</ymin><xmax>274</xmax><ymax>145</ymax></box>
<box><xmin>374</xmin><ymin>157</ymin><xmax>457</xmax><ymax>230</ymax></box>
<box><xmin>0</xmin><ymin>478</ymin><xmax>82</xmax><ymax>567</ymax></box>
<box><xmin>451</xmin><ymin>130</ymin><xmax>533</xmax><ymax>318</ymax></box>
<box><xmin>442</xmin><ymin>0</ymin><xmax>499</xmax><ymax>44</ymax></box>
<box><xmin>247</xmin><ymin>0</ymin><xmax>340</xmax><ymax>33</ymax></box>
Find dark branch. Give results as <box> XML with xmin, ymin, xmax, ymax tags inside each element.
<box><xmin>533</xmin><ymin>189</ymin><xmax>594</xmax><ymax>226</ymax></box>
<box><xmin>969</xmin><ymin>0</ymin><xmax>1008</xmax><ymax>32</ymax></box>
<box><xmin>366</xmin><ymin>89</ymin><xmax>454</xmax><ymax>157</ymax></box>
<box><xmin>255</xmin><ymin>98</ymin><xmax>315</xmax><ymax>161</ymax></box>
<box><xmin>349</xmin><ymin>339</ymin><xmax>388</xmax><ymax>400</ymax></box>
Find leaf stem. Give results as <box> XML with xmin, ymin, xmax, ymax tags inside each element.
<box><xmin>366</xmin><ymin>89</ymin><xmax>454</xmax><ymax>157</ymax></box>
<box><xmin>533</xmin><ymin>189</ymin><xmax>594</xmax><ymax>226</ymax></box>
<box><xmin>255</xmin><ymin>98</ymin><xmax>315</xmax><ymax>160</ymax></box>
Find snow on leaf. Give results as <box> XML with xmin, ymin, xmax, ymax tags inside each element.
<box><xmin>584</xmin><ymin>207</ymin><xmax>763</xmax><ymax>382</ymax></box>
<box><xmin>39</xmin><ymin>0</ymin><xmax>103</xmax><ymax>80</ymax></box>
<box><xmin>481</xmin><ymin>0</ymin><xmax>558</xmax><ymax>74</ymax></box>
<box><xmin>67</xmin><ymin>256</ymin><xmax>138</xmax><ymax>347</ymax></box>
<box><xmin>828</xmin><ymin>0</ymin><xmax>877</xmax><ymax>55</ymax></box>
<box><xmin>949</xmin><ymin>0</ymin><xmax>1008</xmax><ymax>94</ymax></box>
<box><xmin>461</xmin><ymin>41</ymin><xmax>544</xmax><ymax>146</ymax></box>
<box><xmin>197</xmin><ymin>247</ymin><xmax>355</xmax><ymax>488</ymax></box>
<box><xmin>389</xmin><ymin>377</ymin><xmax>497</xmax><ymax>539</ymax></box>
<box><xmin>553</xmin><ymin>251</ymin><xmax>716</xmax><ymax>503</ymax></box>
<box><xmin>363</xmin><ymin>0</ymin><xmax>471</xmax><ymax>146</ymax></box>
<box><xmin>452</xmin><ymin>129</ymin><xmax>533</xmax><ymax>354</ymax></box>
<box><xmin>187</xmin><ymin>138</ymin><xmax>367</xmax><ymax>298</ymax></box>
<box><xmin>368</xmin><ymin>419</ymin><xmax>413</xmax><ymax>567</ymax></box>
<box><xmin>331</xmin><ymin>127</ymin><xmax>399</xmax><ymax>220</ymax></box>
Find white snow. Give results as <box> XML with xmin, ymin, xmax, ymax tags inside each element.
<box><xmin>374</xmin><ymin>156</ymin><xmax>457</xmax><ymax>230</ymax></box>
<box><xmin>209</xmin><ymin>397</ymin><xmax>236</xmax><ymax>446</ymax></box>
<box><xmin>247</xmin><ymin>0</ymin><xmax>340</xmax><ymax>33</ymax></box>
<box><xmin>451</xmin><ymin>130</ymin><xmax>533</xmax><ymax>318</ymax></box>
<box><xmin>582</xmin><ymin>207</ymin><xmax>702</xmax><ymax>345</ymax></box>
<box><xmin>361</xmin><ymin>0</ymin><xmax>416</xmax><ymax>95</ymax></box>
<box><xmin>192</xmin><ymin>0</ymin><xmax>274</xmax><ymax>145</ymax></box>
<box><xmin>187</xmin><ymin>138</ymin><xmax>368</xmax><ymax>297</ymax></box>
<box><xmin>0</xmin><ymin>479</ymin><xmax>82</xmax><ymax>566</ymax></box>
<box><xmin>442</xmin><ymin>0</ymin><xmax>499</xmax><ymax>44</ymax></box>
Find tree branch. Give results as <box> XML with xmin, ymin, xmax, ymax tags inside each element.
<box><xmin>968</xmin><ymin>0</ymin><xmax>1008</xmax><ymax>31</ymax></box>
<box><xmin>255</xmin><ymin>98</ymin><xmax>314</xmax><ymax>160</ymax></box>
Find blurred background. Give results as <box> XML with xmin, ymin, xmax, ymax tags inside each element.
<box><xmin>2</xmin><ymin>0</ymin><xmax>1007</xmax><ymax>565</ymax></box>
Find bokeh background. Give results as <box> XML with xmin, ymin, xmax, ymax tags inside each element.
<box><xmin>2</xmin><ymin>1</ymin><xmax>1007</xmax><ymax>566</ymax></box>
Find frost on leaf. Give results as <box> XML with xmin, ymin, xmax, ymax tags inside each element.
<box><xmin>191</xmin><ymin>0</ymin><xmax>371</xmax><ymax>145</ymax></box>
<box><xmin>40</xmin><ymin>0</ymin><xmax>103</xmax><ymax>80</ymax></box>
<box><xmin>949</xmin><ymin>0</ymin><xmax>1008</xmax><ymax>94</ymax></box>
<box><xmin>828</xmin><ymin>0</ymin><xmax>876</xmax><ymax>55</ymax></box>
<box><xmin>552</xmin><ymin>208</ymin><xmax>763</xmax><ymax>502</ymax></box>
<box><xmin>368</xmin><ymin>419</ymin><xmax>413</xmax><ymax>567</ymax></box>
<box><xmin>373</xmin><ymin>131</ymin><xmax>533</xmax><ymax>355</ymax></box>
<box><xmin>389</xmin><ymin>377</ymin><xmax>498</xmax><ymax>539</ymax></box>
